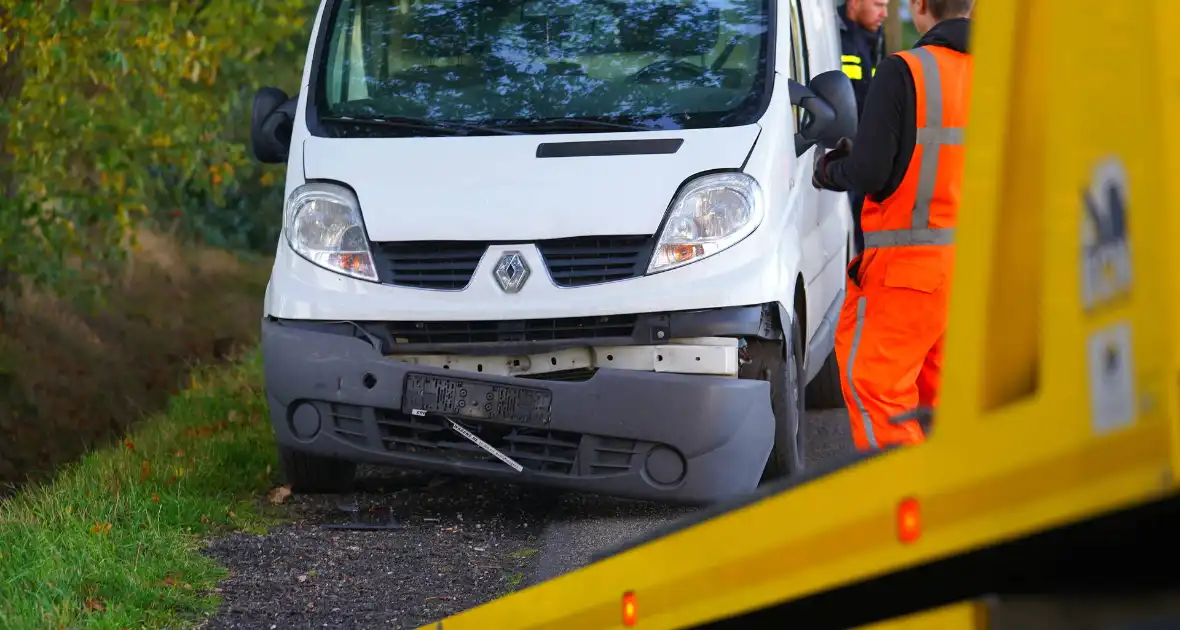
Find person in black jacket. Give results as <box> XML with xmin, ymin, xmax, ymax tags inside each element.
<box><xmin>839</xmin><ymin>0</ymin><xmax>887</xmax><ymax>118</ymax></box>
<box><xmin>838</xmin><ymin>0</ymin><xmax>887</xmax><ymax>254</ymax></box>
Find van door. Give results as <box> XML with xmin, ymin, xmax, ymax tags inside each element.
<box><xmin>806</xmin><ymin>0</ymin><xmax>855</xmax><ymax>265</ymax></box>
<box><xmin>798</xmin><ymin>0</ymin><xmax>851</xmax><ymax>345</ymax></box>
<box><xmin>786</xmin><ymin>0</ymin><xmax>824</xmax><ymax>343</ymax></box>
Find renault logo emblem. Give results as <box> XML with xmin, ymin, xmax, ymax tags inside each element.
<box><xmin>492</xmin><ymin>251</ymin><xmax>530</xmax><ymax>294</ymax></box>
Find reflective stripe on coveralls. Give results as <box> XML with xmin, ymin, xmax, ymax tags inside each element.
<box><xmin>835</xmin><ymin>45</ymin><xmax>973</xmax><ymax>452</ymax></box>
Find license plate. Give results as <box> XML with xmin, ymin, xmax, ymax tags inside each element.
<box><xmin>401</xmin><ymin>373</ymin><xmax>553</xmax><ymax>425</ymax></box>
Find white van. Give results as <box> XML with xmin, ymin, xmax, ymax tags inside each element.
<box><xmin>251</xmin><ymin>0</ymin><xmax>858</xmax><ymax>504</ymax></box>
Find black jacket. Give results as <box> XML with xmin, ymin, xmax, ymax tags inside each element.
<box><xmin>824</xmin><ymin>18</ymin><xmax>972</xmax><ymax>202</ymax></box>
<box><xmin>838</xmin><ymin>3</ymin><xmax>885</xmax><ymax>118</ymax></box>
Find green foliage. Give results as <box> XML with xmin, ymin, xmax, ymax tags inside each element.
<box><xmin>0</xmin><ymin>0</ymin><xmax>315</xmax><ymax>298</ymax></box>
<box><xmin>902</xmin><ymin>19</ymin><xmax>921</xmax><ymax>49</ymax></box>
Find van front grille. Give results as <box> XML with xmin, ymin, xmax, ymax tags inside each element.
<box><xmin>324</xmin><ymin>403</ymin><xmax>643</xmax><ymax>477</ymax></box>
<box><xmin>536</xmin><ymin>235</ymin><xmax>651</xmax><ymax>287</ymax></box>
<box><xmin>379</xmin><ymin>314</ymin><xmax>639</xmax><ymax>345</ymax></box>
<box><xmin>371</xmin><ymin>241</ymin><xmax>487</xmax><ymax>290</ymax></box>
<box><xmin>370</xmin><ymin>235</ymin><xmax>652</xmax><ymax>290</ymax></box>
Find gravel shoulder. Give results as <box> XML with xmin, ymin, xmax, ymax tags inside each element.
<box><xmin>203</xmin><ymin>471</ymin><xmax>557</xmax><ymax>629</ymax></box>
<box><xmin>203</xmin><ymin>409</ymin><xmax>853</xmax><ymax>629</ymax></box>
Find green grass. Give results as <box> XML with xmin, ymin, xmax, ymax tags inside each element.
<box><xmin>0</xmin><ymin>352</ymin><xmax>276</xmax><ymax>629</ymax></box>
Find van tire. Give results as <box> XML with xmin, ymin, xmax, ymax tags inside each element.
<box><xmin>740</xmin><ymin>319</ymin><xmax>806</xmax><ymax>482</ymax></box>
<box><xmin>806</xmin><ymin>349</ymin><xmax>847</xmax><ymax>409</ymax></box>
<box><xmin>279</xmin><ymin>447</ymin><xmax>357</xmax><ymax>494</ymax></box>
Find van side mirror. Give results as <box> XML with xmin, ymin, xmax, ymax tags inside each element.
<box><xmin>250</xmin><ymin>86</ymin><xmax>298</xmax><ymax>164</ymax></box>
<box><xmin>789</xmin><ymin>70</ymin><xmax>858</xmax><ymax>157</ymax></box>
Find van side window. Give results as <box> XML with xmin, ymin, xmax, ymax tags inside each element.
<box><xmin>788</xmin><ymin>0</ymin><xmax>810</xmax><ymax>133</ymax></box>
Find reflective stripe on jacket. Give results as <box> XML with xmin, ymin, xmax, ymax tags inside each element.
<box><xmin>841</xmin><ymin>54</ymin><xmax>876</xmax><ymax>81</ymax></box>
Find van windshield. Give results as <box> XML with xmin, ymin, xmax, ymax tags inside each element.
<box><xmin>314</xmin><ymin>0</ymin><xmax>772</xmax><ymax>135</ymax></box>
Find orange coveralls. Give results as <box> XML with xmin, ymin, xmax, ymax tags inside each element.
<box><xmin>834</xmin><ymin>44</ymin><xmax>974</xmax><ymax>451</ymax></box>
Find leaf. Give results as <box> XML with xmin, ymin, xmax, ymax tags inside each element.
<box><xmin>184</xmin><ymin>421</ymin><xmax>227</xmax><ymax>439</ymax></box>
<box><xmin>267</xmin><ymin>484</ymin><xmax>292</xmax><ymax>505</ymax></box>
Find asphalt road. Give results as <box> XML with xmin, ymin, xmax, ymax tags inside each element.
<box><xmin>202</xmin><ymin>408</ymin><xmax>853</xmax><ymax>629</ymax></box>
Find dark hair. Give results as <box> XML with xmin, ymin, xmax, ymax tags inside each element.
<box><xmin>929</xmin><ymin>0</ymin><xmax>973</xmax><ymax>19</ymax></box>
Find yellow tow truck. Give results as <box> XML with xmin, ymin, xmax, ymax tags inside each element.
<box><xmin>417</xmin><ymin>0</ymin><xmax>1180</xmax><ymax>627</ymax></box>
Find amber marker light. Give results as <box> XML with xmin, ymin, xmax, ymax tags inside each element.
<box><xmin>897</xmin><ymin>496</ymin><xmax>922</xmax><ymax>544</ymax></box>
<box><xmin>622</xmin><ymin>591</ymin><xmax>637</xmax><ymax>627</ymax></box>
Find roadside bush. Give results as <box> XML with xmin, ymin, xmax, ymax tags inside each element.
<box><xmin>0</xmin><ymin>0</ymin><xmax>315</xmax><ymax>301</ymax></box>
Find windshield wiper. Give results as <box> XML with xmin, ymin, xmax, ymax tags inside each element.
<box><xmin>501</xmin><ymin>117</ymin><xmax>656</xmax><ymax>132</ymax></box>
<box><xmin>320</xmin><ymin>115</ymin><xmax>524</xmax><ymax>136</ymax></box>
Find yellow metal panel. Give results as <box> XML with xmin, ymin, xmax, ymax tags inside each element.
<box><xmin>1157</xmin><ymin>0</ymin><xmax>1180</xmax><ymax>480</ymax></box>
<box><xmin>854</xmin><ymin>601</ymin><xmax>988</xmax><ymax>630</ymax></box>
<box><xmin>951</xmin><ymin>0</ymin><xmax>1040</xmax><ymax>411</ymax></box>
<box><xmin>419</xmin><ymin>1</ymin><xmax>1180</xmax><ymax>629</ymax></box>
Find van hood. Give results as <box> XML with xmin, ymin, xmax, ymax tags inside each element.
<box><xmin>301</xmin><ymin>125</ymin><xmax>762</xmax><ymax>241</ymax></box>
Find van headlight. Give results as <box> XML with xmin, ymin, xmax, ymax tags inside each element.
<box><xmin>283</xmin><ymin>182</ymin><xmax>379</xmax><ymax>282</ymax></box>
<box><xmin>647</xmin><ymin>172</ymin><xmax>764</xmax><ymax>274</ymax></box>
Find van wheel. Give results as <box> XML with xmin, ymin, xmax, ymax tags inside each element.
<box><xmin>278</xmin><ymin>447</ymin><xmax>357</xmax><ymax>494</ymax></box>
<box><xmin>805</xmin><ymin>349</ymin><xmax>847</xmax><ymax>409</ymax></box>
<box><xmin>739</xmin><ymin>318</ymin><xmax>806</xmax><ymax>482</ymax></box>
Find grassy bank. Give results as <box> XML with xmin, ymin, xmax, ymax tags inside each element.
<box><xmin>0</xmin><ymin>353</ymin><xmax>276</xmax><ymax>629</ymax></box>
<box><xmin>0</xmin><ymin>230</ymin><xmax>272</xmax><ymax>491</ymax></box>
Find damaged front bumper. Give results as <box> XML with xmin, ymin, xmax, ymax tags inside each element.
<box><xmin>261</xmin><ymin>306</ymin><xmax>781</xmax><ymax>504</ymax></box>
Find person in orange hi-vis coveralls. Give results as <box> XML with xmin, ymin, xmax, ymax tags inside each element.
<box><xmin>812</xmin><ymin>0</ymin><xmax>974</xmax><ymax>452</ymax></box>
